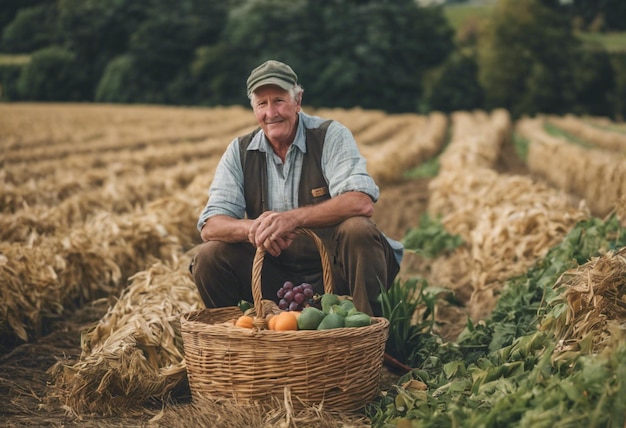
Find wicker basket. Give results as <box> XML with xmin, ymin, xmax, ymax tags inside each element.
<box><xmin>180</xmin><ymin>228</ymin><xmax>389</xmax><ymax>413</ymax></box>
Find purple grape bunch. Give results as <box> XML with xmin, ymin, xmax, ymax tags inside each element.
<box><xmin>277</xmin><ymin>281</ymin><xmax>315</xmax><ymax>311</ymax></box>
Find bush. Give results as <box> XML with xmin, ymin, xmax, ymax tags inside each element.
<box><xmin>94</xmin><ymin>54</ymin><xmax>141</xmax><ymax>103</ymax></box>
<box><xmin>0</xmin><ymin>62</ymin><xmax>24</xmax><ymax>100</ymax></box>
<box><xmin>17</xmin><ymin>46</ymin><xmax>89</xmax><ymax>101</ymax></box>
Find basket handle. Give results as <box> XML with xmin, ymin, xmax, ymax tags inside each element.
<box><xmin>252</xmin><ymin>227</ymin><xmax>334</xmax><ymax>321</ymax></box>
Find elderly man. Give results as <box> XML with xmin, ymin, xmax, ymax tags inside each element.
<box><xmin>191</xmin><ymin>60</ymin><xmax>402</xmax><ymax>316</ymax></box>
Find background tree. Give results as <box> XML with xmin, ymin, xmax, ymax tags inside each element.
<box><xmin>1</xmin><ymin>3</ymin><xmax>58</xmax><ymax>53</ymax></box>
<box><xmin>17</xmin><ymin>46</ymin><xmax>88</xmax><ymax>101</ymax></box>
<box><xmin>0</xmin><ymin>0</ymin><xmax>47</xmax><ymax>46</ymax></box>
<box><xmin>420</xmin><ymin>50</ymin><xmax>483</xmax><ymax>113</ymax></box>
<box><xmin>567</xmin><ymin>0</ymin><xmax>626</xmax><ymax>31</ymax></box>
<box><xmin>477</xmin><ymin>0</ymin><xmax>581</xmax><ymax>117</ymax></box>
<box><xmin>213</xmin><ymin>0</ymin><xmax>454</xmax><ymax>112</ymax></box>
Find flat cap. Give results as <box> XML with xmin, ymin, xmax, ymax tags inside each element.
<box><xmin>246</xmin><ymin>60</ymin><xmax>297</xmax><ymax>96</ymax></box>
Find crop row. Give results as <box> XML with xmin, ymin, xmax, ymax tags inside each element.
<box><xmin>545</xmin><ymin>114</ymin><xmax>626</xmax><ymax>152</ymax></box>
<box><xmin>517</xmin><ymin>117</ymin><xmax>626</xmax><ymax>217</ymax></box>
<box><xmin>428</xmin><ymin>109</ymin><xmax>589</xmax><ymax>323</ymax></box>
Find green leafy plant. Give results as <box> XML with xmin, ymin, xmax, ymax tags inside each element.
<box><xmin>402</xmin><ymin>213</ymin><xmax>464</xmax><ymax>258</ymax></box>
<box><xmin>368</xmin><ymin>215</ymin><xmax>626</xmax><ymax>427</ymax></box>
<box><xmin>379</xmin><ymin>278</ymin><xmax>450</xmax><ymax>368</ymax></box>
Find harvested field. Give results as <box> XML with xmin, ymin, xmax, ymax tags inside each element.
<box><xmin>1</xmin><ymin>103</ymin><xmax>625</xmax><ymax>427</ymax></box>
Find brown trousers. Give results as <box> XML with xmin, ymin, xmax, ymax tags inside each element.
<box><xmin>190</xmin><ymin>216</ymin><xmax>399</xmax><ymax>316</ymax></box>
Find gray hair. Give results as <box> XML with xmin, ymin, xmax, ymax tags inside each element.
<box><xmin>249</xmin><ymin>84</ymin><xmax>304</xmax><ymax>107</ymax></box>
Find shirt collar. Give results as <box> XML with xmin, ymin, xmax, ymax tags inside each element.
<box><xmin>247</xmin><ymin>112</ymin><xmax>307</xmax><ymax>154</ymax></box>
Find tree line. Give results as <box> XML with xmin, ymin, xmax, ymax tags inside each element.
<box><xmin>0</xmin><ymin>0</ymin><xmax>624</xmax><ymax>119</ymax></box>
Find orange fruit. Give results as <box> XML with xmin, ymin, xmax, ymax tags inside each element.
<box><xmin>235</xmin><ymin>315</ymin><xmax>254</xmax><ymax>329</ymax></box>
<box><xmin>267</xmin><ymin>314</ymin><xmax>278</xmax><ymax>330</ymax></box>
<box><xmin>273</xmin><ymin>311</ymin><xmax>298</xmax><ymax>331</ymax></box>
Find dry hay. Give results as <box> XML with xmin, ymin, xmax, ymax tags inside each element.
<box><xmin>310</xmin><ymin>107</ymin><xmax>387</xmax><ymax>136</ymax></box>
<box><xmin>438</xmin><ymin>109</ymin><xmax>511</xmax><ymax>171</ymax></box>
<box><xmin>48</xmin><ymin>255</ymin><xmax>202</xmax><ymax>416</ymax></box>
<box><xmin>352</xmin><ymin>113</ymin><xmax>423</xmax><ymax>146</ymax></box>
<box><xmin>365</xmin><ymin>112</ymin><xmax>448</xmax><ymax>185</ymax></box>
<box><xmin>0</xmin><ymin>103</ymin><xmax>255</xmax><ymax>160</ymax></box>
<box><xmin>518</xmin><ymin>117</ymin><xmax>626</xmax><ymax>217</ymax></box>
<box><xmin>429</xmin><ymin>168</ymin><xmax>589</xmax><ymax>322</ymax></box>
<box><xmin>428</xmin><ymin>109</ymin><xmax>589</xmax><ymax>322</ymax></box>
<box><xmin>546</xmin><ymin>114</ymin><xmax>626</xmax><ymax>152</ymax></box>
<box><xmin>545</xmin><ymin>247</ymin><xmax>626</xmax><ymax>356</ymax></box>
<box><xmin>153</xmin><ymin>390</ymin><xmax>372</xmax><ymax>428</ymax></box>
<box><xmin>0</xmin><ymin>210</ymin><xmax>184</xmax><ymax>342</ymax></box>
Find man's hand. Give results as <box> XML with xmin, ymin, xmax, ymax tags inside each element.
<box><xmin>248</xmin><ymin>211</ymin><xmax>298</xmax><ymax>257</ymax></box>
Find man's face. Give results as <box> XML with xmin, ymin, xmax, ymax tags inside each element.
<box><xmin>252</xmin><ymin>85</ymin><xmax>301</xmax><ymax>147</ymax></box>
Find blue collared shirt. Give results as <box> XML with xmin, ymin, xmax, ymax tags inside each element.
<box><xmin>197</xmin><ymin>111</ymin><xmax>403</xmax><ymax>264</ymax></box>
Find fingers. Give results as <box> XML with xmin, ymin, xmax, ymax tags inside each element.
<box><xmin>260</xmin><ymin>235</ymin><xmax>293</xmax><ymax>257</ymax></box>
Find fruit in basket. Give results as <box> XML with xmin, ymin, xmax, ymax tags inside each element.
<box><xmin>297</xmin><ymin>307</ymin><xmax>325</xmax><ymax>330</ymax></box>
<box><xmin>321</xmin><ymin>293</ymin><xmax>341</xmax><ymax>314</ymax></box>
<box><xmin>340</xmin><ymin>299</ymin><xmax>355</xmax><ymax>312</ymax></box>
<box><xmin>238</xmin><ymin>300</ymin><xmax>252</xmax><ymax>313</ymax></box>
<box><xmin>267</xmin><ymin>314</ymin><xmax>277</xmax><ymax>330</ymax></box>
<box><xmin>329</xmin><ymin>304</ymin><xmax>347</xmax><ymax>317</ymax></box>
<box><xmin>235</xmin><ymin>315</ymin><xmax>254</xmax><ymax>329</ymax></box>
<box><xmin>317</xmin><ymin>312</ymin><xmax>345</xmax><ymax>330</ymax></box>
<box><xmin>277</xmin><ymin>281</ymin><xmax>315</xmax><ymax>311</ymax></box>
<box><xmin>272</xmin><ymin>311</ymin><xmax>298</xmax><ymax>331</ymax></box>
<box><xmin>344</xmin><ymin>312</ymin><xmax>372</xmax><ymax>328</ymax></box>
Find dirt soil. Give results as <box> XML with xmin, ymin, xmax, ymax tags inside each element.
<box><xmin>0</xmin><ymin>138</ymin><xmax>528</xmax><ymax>427</ymax></box>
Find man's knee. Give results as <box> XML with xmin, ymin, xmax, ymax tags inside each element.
<box><xmin>336</xmin><ymin>216</ymin><xmax>380</xmax><ymax>245</ymax></box>
<box><xmin>191</xmin><ymin>240</ymin><xmax>244</xmax><ymax>281</ymax></box>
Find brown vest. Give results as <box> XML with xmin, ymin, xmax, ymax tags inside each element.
<box><xmin>239</xmin><ymin>120</ymin><xmax>333</xmax><ymax>219</ymax></box>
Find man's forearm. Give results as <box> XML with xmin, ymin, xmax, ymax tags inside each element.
<box><xmin>290</xmin><ymin>191</ymin><xmax>374</xmax><ymax>228</ymax></box>
<box><xmin>200</xmin><ymin>215</ymin><xmax>251</xmax><ymax>243</ymax></box>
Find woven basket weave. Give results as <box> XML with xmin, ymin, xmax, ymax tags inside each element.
<box><xmin>180</xmin><ymin>228</ymin><xmax>389</xmax><ymax>413</ymax></box>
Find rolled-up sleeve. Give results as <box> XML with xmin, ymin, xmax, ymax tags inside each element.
<box><xmin>322</xmin><ymin>122</ymin><xmax>380</xmax><ymax>202</ymax></box>
<box><xmin>197</xmin><ymin>139</ymin><xmax>246</xmax><ymax>231</ymax></box>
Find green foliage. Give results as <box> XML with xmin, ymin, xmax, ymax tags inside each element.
<box><xmin>609</xmin><ymin>52</ymin><xmax>626</xmax><ymax>119</ymax></box>
<box><xmin>458</xmin><ymin>215</ymin><xmax>626</xmax><ymax>356</ymax></box>
<box><xmin>571</xmin><ymin>48</ymin><xmax>617</xmax><ymax>117</ymax></box>
<box><xmin>544</xmin><ymin>122</ymin><xmax>593</xmax><ymax>148</ymax></box>
<box><xmin>0</xmin><ymin>0</ymin><xmax>46</xmax><ymax>38</ymax></box>
<box><xmin>1</xmin><ymin>3</ymin><xmax>58</xmax><ymax>54</ymax></box>
<box><xmin>0</xmin><ymin>62</ymin><xmax>23</xmax><ymax>100</ymax></box>
<box><xmin>378</xmin><ymin>278</ymin><xmax>451</xmax><ymax>368</ymax></box>
<box><xmin>2</xmin><ymin>0</ymin><xmax>625</xmax><ymax>117</ymax></box>
<box><xmin>17</xmin><ymin>46</ymin><xmax>89</xmax><ymax>101</ymax></box>
<box><xmin>511</xmin><ymin>133</ymin><xmax>529</xmax><ymax>163</ymax></box>
<box><xmin>443</xmin><ymin>3</ymin><xmax>492</xmax><ymax>32</ymax></box>
<box><xmin>94</xmin><ymin>55</ymin><xmax>142</xmax><ymax>103</ymax></box>
<box><xmin>567</xmin><ymin>0</ymin><xmax>626</xmax><ymax>32</ymax></box>
<box><xmin>420</xmin><ymin>49</ymin><xmax>484</xmax><ymax>113</ymax></box>
<box><xmin>219</xmin><ymin>0</ymin><xmax>454</xmax><ymax>112</ymax></box>
<box><xmin>579</xmin><ymin>32</ymin><xmax>626</xmax><ymax>53</ymax></box>
<box><xmin>368</xmin><ymin>215</ymin><xmax>626</xmax><ymax>427</ymax></box>
<box><xmin>403</xmin><ymin>157</ymin><xmax>440</xmax><ymax>179</ymax></box>
<box><xmin>402</xmin><ymin>213</ymin><xmax>464</xmax><ymax>258</ymax></box>
<box><xmin>477</xmin><ymin>0</ymin><xmax>580</xmax><ymax>117</ymax></box>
